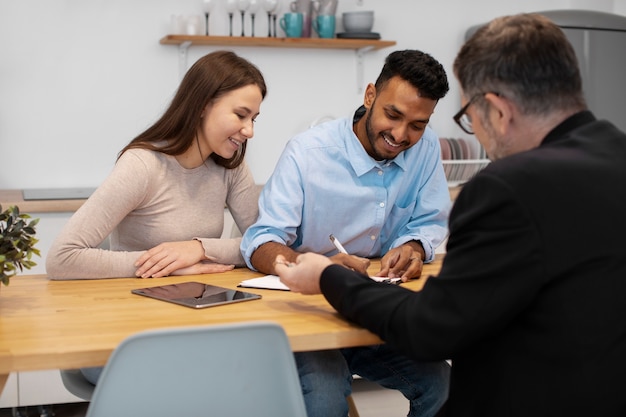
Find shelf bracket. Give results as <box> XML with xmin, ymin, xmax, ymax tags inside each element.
<box><xmin>178</xmin><ymin>41</ymin><xmax>192</xmax><ymax>80</ymax></box>
<box><xmin>355</xmin><ymin>46</ymin><xmax>374</xmax><ymax>94</ymax></box>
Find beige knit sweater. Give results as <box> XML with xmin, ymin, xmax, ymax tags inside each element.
<box><xmin>46</xmin><ymin>148</ymin><xmax>259</xmax><ymax>279</ymax></box>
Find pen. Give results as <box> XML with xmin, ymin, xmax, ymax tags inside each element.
<box><xmin>329</xmin><ymin>234</ymin><xmax>348</xmax><ymax>254</ymax></box>
<box><xmin>329</xmin><ymin>234</ymin><xmax>400</xmax><ymax>285</ymax></box>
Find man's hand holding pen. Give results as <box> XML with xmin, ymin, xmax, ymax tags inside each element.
<box><xmin>329</xmin><ymin>234</ymin><xmax>423</xmax><ymax>281</ymax></box>
<box><xmin>329</xmin><ymin>252</ymin><xmax>370</xmax><ymax>274</ymax></box>
<box><xmin>329</xmin><ymin>234</ymin><xmax>370</xmax><ymax>274</ymax></box>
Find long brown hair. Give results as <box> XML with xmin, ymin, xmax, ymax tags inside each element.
<box><xmin>119</xmin><ymin>50</ymin><xmax>267</xmax><ymax>169</ymax></box>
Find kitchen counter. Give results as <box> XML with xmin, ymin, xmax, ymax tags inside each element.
<box><xmin>0</xmin><ymin>189</ymin><xmax>88</xmax><ymax>213</ymax></box>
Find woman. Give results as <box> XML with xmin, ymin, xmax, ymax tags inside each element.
<box><xmin>46</xmin><ymin>50</ymin><xmax>267</xmax><ymax>280</ymax></box>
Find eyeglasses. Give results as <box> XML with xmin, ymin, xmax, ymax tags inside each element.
<box><xmin>453</xmin><ymin>92</ymin><xmax>500</xmax><ymax>135</ymax></box>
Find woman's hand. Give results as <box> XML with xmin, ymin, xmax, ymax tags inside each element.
<box><xmin>169</xmin><ymin>262</ymin><xmax>235</xmax><ymax>276</ymax></box>
<box><xmin>135</xmin><ymin>240</ymin><xmax>207</xmax><ymax>278</ymax></box>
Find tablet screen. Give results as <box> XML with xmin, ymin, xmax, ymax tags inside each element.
<box><xmin>132</xmin><ymin>281</ymin><xmax>261</xmax><ymax>309</ymax></box>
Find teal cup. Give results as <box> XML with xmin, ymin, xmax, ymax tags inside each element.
<box><xmin>280</xmin><ymin>12</ymin><xmax>303</xmax><ymax>38</ymax></box>
<box><xmin>313</xmin><ymin>14</ymin><xmax>336</xmax><ymax>39</ymax></box>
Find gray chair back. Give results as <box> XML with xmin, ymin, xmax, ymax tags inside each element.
<box><xmin>84</xmin><ymin>321</ymin><xmax>307</xmax><ymax>417</ymax></box>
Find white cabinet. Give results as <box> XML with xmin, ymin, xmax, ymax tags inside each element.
<box><xmin>0</xmin><ymin>374</ymin><xmax>18</xmax><ymax>408</ymax></box>
<box><xmin>18</xmin><ymin>371</ymin><xmax>84</xmax><ymax>407</ymax></box>
<box><xmin>0</xmin><ymin>371</ymin><xmax>84</xmax><ymax>408</ymax></box>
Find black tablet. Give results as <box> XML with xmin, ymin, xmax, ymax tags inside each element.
<box><xmin>131</xmin><ymin>281</ymin><xmax>261</xmax><ymax>309</ymax></box>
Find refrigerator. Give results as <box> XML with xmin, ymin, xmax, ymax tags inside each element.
<box><xmin>540</xmin><ymin>10</ymin><xmax>626</xmax><ymax>132</ymax></box>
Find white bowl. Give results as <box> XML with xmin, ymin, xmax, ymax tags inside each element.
<box><xmin>342</xmin><ymin>11</ymin><xmax>374</xmax><ymax>33</ymax></box>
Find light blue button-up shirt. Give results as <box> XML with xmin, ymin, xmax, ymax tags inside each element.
<box><xmin>241</xmin><ymin>112</ymin><xmax>451</xmax><ymax>270</ymax></box>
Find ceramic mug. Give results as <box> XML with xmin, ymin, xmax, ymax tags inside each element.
<box><xmin>313</xmin><ymin>14</ymin><xmax>335</xmax><ymax>38</ymax></box>
<box><xmin>290</xmin><ymin>0</ymin><xmax>313</xmax><ymax>37</ymax></box>
<box><xmin>280</xmin><ymin>12</ymin><xmax>303</xmax><ymax>38</ymax></box>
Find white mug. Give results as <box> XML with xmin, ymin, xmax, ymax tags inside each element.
<box><xmin>186</xmin><ymin>15</ymin><xmax>202</xmax><ymax>35</ymax></box>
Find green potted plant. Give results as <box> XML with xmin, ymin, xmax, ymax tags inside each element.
<box><xmin>1</xmin><ymin>204</ymin><xmax>40</xmax><ymax>286</ymax></box>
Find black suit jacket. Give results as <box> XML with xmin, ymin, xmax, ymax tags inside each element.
<box><xmin>321</xmin><ymin>111</ymin><xmax>626</xmax><ymax>416</ymax></box>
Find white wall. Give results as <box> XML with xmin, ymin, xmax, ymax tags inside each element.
<box><xmin>1</xmin><ymin>0</ymin><xmax>623</xmax><ymax>189</ymax></box>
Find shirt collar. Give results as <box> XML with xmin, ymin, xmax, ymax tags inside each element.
<box><xmin>348</xmin><ymin>107</ymin><xmax>407</xmax><ymax>176</ymax></box>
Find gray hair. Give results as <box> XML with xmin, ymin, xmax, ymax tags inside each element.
<box><xmin>453</xmin><ymin>13</ymin><xmax>586</xmax><ymax>115</ymax></box>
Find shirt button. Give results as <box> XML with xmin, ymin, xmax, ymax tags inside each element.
<box><xmin>370</xmin><ymin>235</ymin><xmax>376</xmax><ymax>240</ymax></box>
<box><xmin>379</xmin><ymin>202</ymin><xmax>385</xmax><ymax>208</ymax></box>
<box><xmin>378</xmin><ymin>170</ymin><xmax>383</xmax><ymax>176</ymax></box>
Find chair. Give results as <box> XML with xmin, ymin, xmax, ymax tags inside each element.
<box><xmin>81</xmin><ymin>321</ymin><xmax>307</xmax><ymax>417</ymax></box>
<box><xmin>61</xmin><ymin>327</ymin><xmax>361</xmax><ymax>416</ymax></box>
<box><xmin>59</xmin><ymin>368</ymin><xmax>94</xmax><ymax>401</ymax></box>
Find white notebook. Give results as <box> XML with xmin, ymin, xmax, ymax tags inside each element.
<box><xmin>238</xmin><ymin>275</ymin><xmax>289</xmax><ymax>291</ymax></box>
<box><xmin>238</xmin><ymin>275</ymin><xmax>401</xmax><ymax>291</ymax></box>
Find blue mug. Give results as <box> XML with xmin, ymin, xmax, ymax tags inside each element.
<box><xmin>280</xmin><ymin>12</ymin><xmax>303</xmax><ymax>38</ymax></box>
<box><xmin>313</xmin><ymin>14</ymin><xmax>335</xmax><ymax>39</ymax></box>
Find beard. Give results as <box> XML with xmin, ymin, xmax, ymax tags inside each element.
<box><xmin>364</xmin><ymin>109</ymin><xmax>385</xmax><ymax>160</ymax></box>
<box><xmin>480</xmin><ymin>116</ymin><xmax>509</xmax><ymax>161</ymax></box>
<box><xmin>364</xmin><ymin>102</ymin><xmax>401</xmax><ymax>161</ymax></box>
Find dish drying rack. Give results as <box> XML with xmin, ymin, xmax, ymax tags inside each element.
<box><xmin>442</xmin><ymin>159</ymin><xmax>490</xmax><ymax>186</ymax></box>
<box><xmin>440</xmin><ymin>137</ymin><xmax>490</xmax><ymax>186</ymax></box>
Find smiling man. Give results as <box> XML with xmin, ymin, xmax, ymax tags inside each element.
<box><xmin>241</xmin><ymin>50</ymin><xmax>451</xmax><ymax>417</ymax></box>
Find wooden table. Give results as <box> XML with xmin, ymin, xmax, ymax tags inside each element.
<box><xmin>0</xmin><ymin>257</ymin><xmax>443</xmax><ymax>394</ymax></box>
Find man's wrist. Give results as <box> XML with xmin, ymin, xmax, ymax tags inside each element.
<box><xmin>405</xmin><ymin>240</ymin><xmax>425</xmax><ymax>260</ymax></box>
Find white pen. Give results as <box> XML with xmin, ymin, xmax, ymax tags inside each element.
<box><xmin>329</xmin><ymin>234</ymin><xmax>348</xmax><ymax>254</ymax></box>
<box><xmin>329</xmin><ymin>234</ymin><xmax>400</xmax><ymax>285</ymax></box>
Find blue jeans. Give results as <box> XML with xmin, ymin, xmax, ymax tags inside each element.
<box><xmin>294</xmin><ymin>345</ymin><xmax>449</xmax><ymax>417</ymax></box>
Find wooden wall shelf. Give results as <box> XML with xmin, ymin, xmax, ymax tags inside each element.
<box><xmin>159</xmin><ymin>35</ymin><xmax>396</xmax><ymax>51</ymax></box>
<box><xmin>159</xmin><ymin>35</ymin><xmax>397</xmax><ymax>93</ymax></box>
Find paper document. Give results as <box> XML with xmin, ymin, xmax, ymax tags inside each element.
<box><xmin>371</xmin><ymin>276</ymin><xmax>402</xmax><ymax>285</ymax></box>
<box><xmin>238</xmin><ymin>275</ymin><xmax>401</xmax><ymax>291</ymax></box>
<box><xmin>238</xmin><ymin>275</ymin><xmax>290</xmax><ymax>291</ymax></box>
